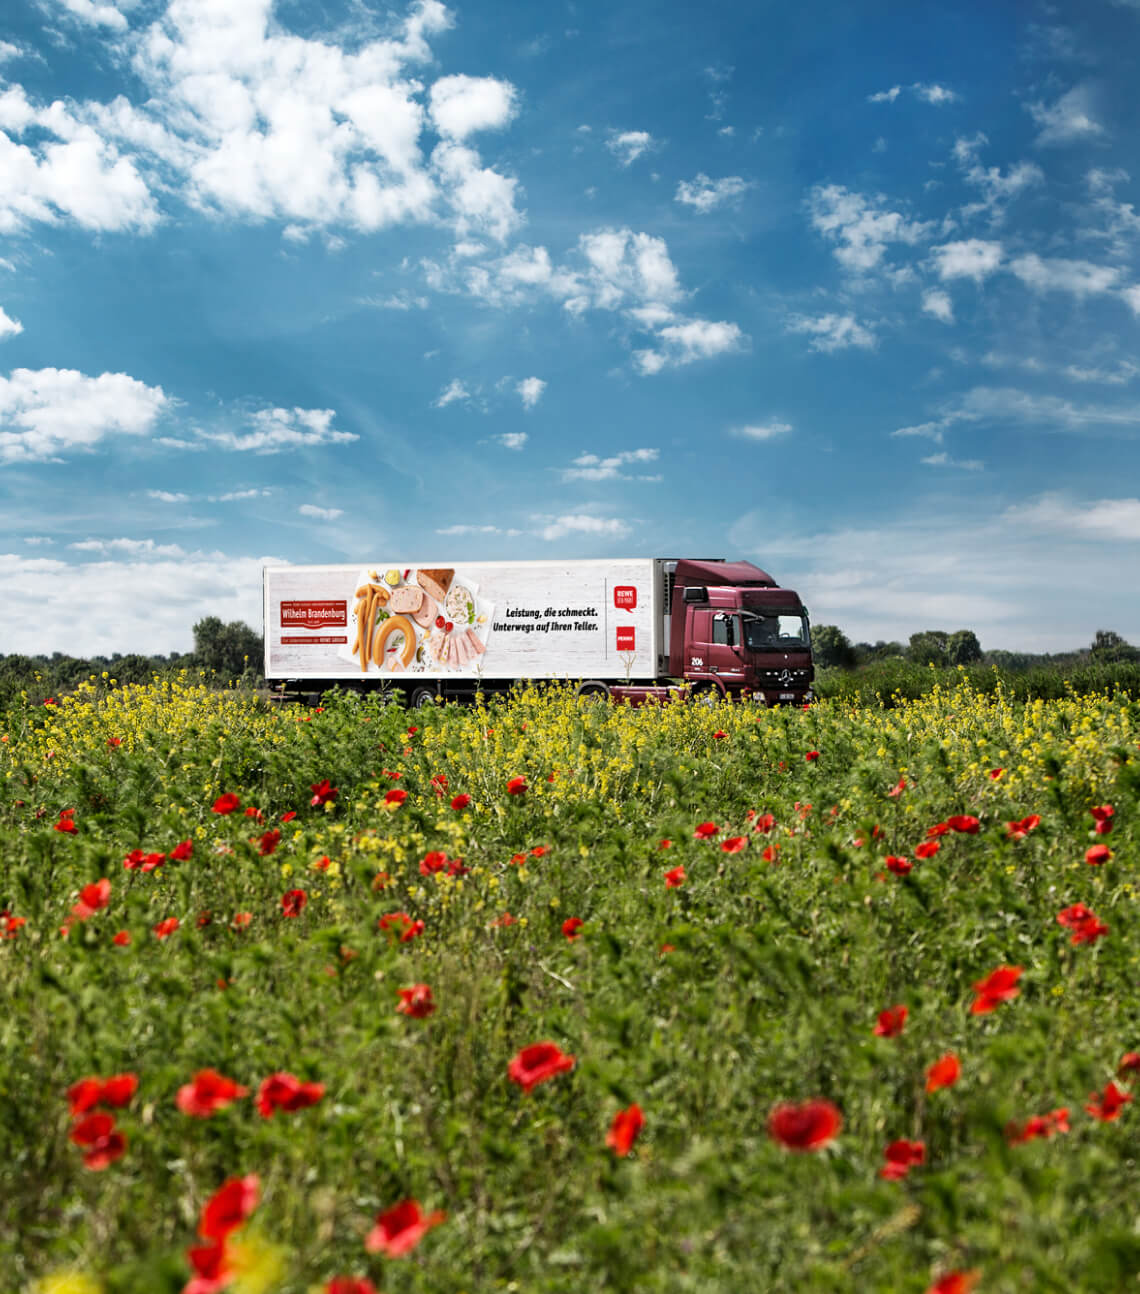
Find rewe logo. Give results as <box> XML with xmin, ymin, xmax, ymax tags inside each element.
<box><xmin>613</xmin><ymin>586</ymin><xmax>637</xmax><ymax>611</ymax></box>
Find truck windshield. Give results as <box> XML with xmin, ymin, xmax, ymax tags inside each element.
<box><xmin>743</xmin><ymin>613</ymin><xmax>810</xmax><ymax>651</ymax></box>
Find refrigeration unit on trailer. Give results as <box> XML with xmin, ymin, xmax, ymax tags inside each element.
<box><xmin>263</xmin><ymin>557</ymin><xmax>813</xmax><ymax>706</ymax></box>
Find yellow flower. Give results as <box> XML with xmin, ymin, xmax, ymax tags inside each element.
<box><xmin>32</xmin><ymin>1273</ymin><xmax>103</xmax><ymax>1294</ymax></box>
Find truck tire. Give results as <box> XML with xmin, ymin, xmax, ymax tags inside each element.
<box><xmin>409</xmin><ymin>686</ymin><xmax>437</xmax><ymax>709</ymax></box>
<box><xmin>576</xmin><ymin>680</ymin><xmax>610</xmax><ymax>702</ymax></box>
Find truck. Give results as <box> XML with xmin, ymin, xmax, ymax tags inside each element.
<box><xmin>262</xmin><ymin>557</ymin><xmax>813</xmax><ymax>707</ymax></box>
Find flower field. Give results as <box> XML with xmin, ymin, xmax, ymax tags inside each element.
<box><xmin>2</xmin><ymin>674</ymin><xmax>1138</xmax><ymax>1293</ymax></box>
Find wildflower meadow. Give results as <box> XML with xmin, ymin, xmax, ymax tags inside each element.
<box><xmin>2</xmin><ymin>673</ymin><xmax>1138</xmax><ymax>1293</ymax></box>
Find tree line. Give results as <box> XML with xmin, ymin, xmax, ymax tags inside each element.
<box><xmin>811</xmin><ymin>625</ymin><xmax>1140</xmax><ymax>671</ymax></box>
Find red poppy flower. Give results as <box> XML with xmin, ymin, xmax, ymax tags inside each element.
<box><xmin>365</xmin><ymin>1199</ymin><xmax>446</xmax><ymax>1257</ymax></box>
<box><xmin>1071</xmin><ymin>916</ymin><xmax>1109</xmax><ymax>945</ymax></box>
<box><xmin>762</xmin><ymin>844</ymin><xmax>781</xmax><ymax>863</ymax></box>
<box><xmin>767</xmin><ymin>1099</ymin><xmax>842</xmax><ymax>1151</ymax></box>
<box><xmin>1007</xmin><ymin>814</ymin><xmax>1041</xmax><ymax>840</ymax></box>
<box><xmin>68</xmin><ymin>1073</ymin><xmax>138</xmax><ymax>1116</ymax></box>
<box><xmin>721</xmin><ymin>836</ymin><xmax>747</xmax><ymax>853</ymax></box>
<box><xmin>73</xmin><ymin>878</ymin><xmax>111</xmax><ymax>919</ymax></box>
<box><xmin>326</xmin><ymin>1280</ymin><xmax>379</xmax><ymax>1294</ymax></box>
<box><xmin>693</xmin><ymin>821</ymin><xmax>718</xmax><ymax>839</ymax></box>
<box><xmin>1086</xmin><ymin>1080</ymin><xmax>1132</xmax><ymax>1121</ymax></box>
<box><xmin>915</xmin><ymin>841</ymin><xmax>940</xmax><ymax>859</ymax></box>
<box><xmin>198</xmin><ymin>1174</ymin><xmax>260</xmax><ymax>1240</ymax></box>
<box><xmin>926</xmin><ymin>822</ymin><xmax>950</xmax><ymax>838</ymax></box>
<box><xmin>947</xmin><ymin>815</ymin><xmax>980</xmax><ymax>834</ymax></box>
<box><xmin>509</xmin><ymin>852</ymin><xmax>528</xmax><ymax>867</ymax></box>
<box><xmin>244</xmin><ymin>806</ymin><xmax>263</xmax><ymax>822</ymax></box>
<box><xmin>1086</xmin><ymin>844</ymin><xmax>1112</xmax><ymax>865</ymax></box>
<box><xmin>805</xmin><ymin>750</ymin><xmax>820</xmax><ymax>762</ymax></box>
<box><xmin>142</xmin><ymin>852</ymin><xmax>166</xmax><ymax>873</ymax></box>
<box><xmin>926</xmin><ymin>1272</ymin><xmax>979</xmax><ymax>1294</ymax></box>
<box><xmin>970</xmin><ymin>965</ymin><xmax>1023</xmax><ymax>1014</ymax></box>
<box><xmin>122</xmin><ymin>849</ymin><xmax>145</xmax><ymax>870</ymax></box>
<box><xmin>256</xmin><ymin>1073</ymin><xmax>325</xmax><ymax>1119</ymax></box>
<box><xmin>753</xmin><ymin>813</ymin><xmax>776</xmax><ymax>834</ymax></box>
<box><xmin>106</xmin><ymin>736</ymin><xmax>122</xmax><ymax>747</ymax></box>
<box><xmin>607</xmin><ymin>1104</ymin><xmax>645</xmax><ymax>1156</ymax></box>
<box><xmin>989</xmin><ymin>767</ymin><xmax>1004</xmax><ymax>780</ymax></box>
<box><xmin>310</xmin><ymin>779</ymin><xmax>339</xmax><ymax>807</ymax></box>
<box><xmin>1090</xmin><ymin>804</ymin><xmax>1114</xmax><ymax>835</ymax></box>
<box><xmin>506</xmin><ymin>775</ymin><xmax>528</xmax><ymax>796</ymax></box>
<box><xmin>1</xmin><ymin>911</ymin><xmax>26</xmax><ymax>938</ymax></box>
<box><xmin>874</xmin><ymin>1005</ymin><xmax>908</xmax><ymax>1038</ymax></box>
<box><xmin>879</xmin><ymin>1138</ymin><xmax>925</xmax><ymax>1180</ymax></box>
<box><xmin>378</xmin><ymin>911</ymin><xmax>424</xmax><ymax>942</ymax></box>
<box><xmin>281</xmin><ymin>889</ymin><xmax>307</xmax><ymax>918</ymax></box>
<box><xmin>396</xmin><ymin>984</ymin><xmax>436</xmax><ymax>1018</ymax></box>
<box><xmin>446</xmin><ymin>857</ymin><xmax>469</xmax><ymax>876</ymax></box>
<box><xmin>490</xmin><ymin>912</ymin><xmax>517</xmax><ymax>929</ymax></box>
<box><xmin>713</xmin><ymin>729</ymin><xmax>727</xmax><ymax>740</ymax></box>
<box><xmin>196</xmin><ymin>911</ymin><xmax>212</xmax><ymax>929</ymax></box>
<box><xmin>431</xmin><ymin>774</ymin><xmax>449</xmax><ymax>795</ymax></box>
<box><xmin>562</xmin><ymin>916</ymin><xmax>585</xmax><ymax>940</ymax></box>
<box><xmin>887</xmin><ymin>776</ymin><xmax>906</xmax><ymax>798</ymax></box>
<box><xmin>177</xmin><ymin>1069</ymin><xmax>250</xmax><ymax>1118</ymax></box>
<box><xmin>232</xmin><ymin>912</ymin><xmax>252</xmax><ymax>929</ymax></box>
<box><xmin>926</xmin><ymin>1054</ymin><xmax>961</xmax><ymax>1093</ymax></box>
<box><xmin>664</xmin><ymin>865</ymin><xmax>686</xmax><ymax>888</ymax></box>
<box><xmin>257</xmin><ymin>829</ymin><xmax>282</xmax><ymax>856</ymax></box>
<box><xmin>212</xmin><ymin>793</ymin><xmax>241</xmax><ymax>815</ymax></box>
<box><xmin>281</xmin><ymin>811</ymin><xmax>297</xmax><ymax>823</ymax></box>
<box><xmin>313</xmin><ymin>855</ymin><xmax>331</xmax><ymax>871</ymax></box>
<box><xmin>170</xmin><ymin>839</ymin><xmax>194</xmax><ymax>861</ymax></box>
<box><xmin>185</xmin><ymin>1239</ymin><xmax>234</xmax><ymax>1294</ymax></box>
<box><xmin>43</xmin><ymin>696</ymin><xmax>57</xmax><ymax>706</ymax></box>
<box><xmin>385</xmin><ymin>788</ymin><xmax>408</xmax><ymax>807</ymax></box>
<box><xmin>507</xmin><ymin>1041</ymin><xmax>576</xmax><ymax>1093</ymax></box>
<box><xmin>885</xmin><ymin>855</ymin><xmax>912</xmax><ymax>876</ymax></box>
<box><xmin>1117</xmin><ymin>1052</ymin><xmax>1140</xmax><ymax>1079</ymax></box>
<box><xmin>420</xmin><ymin>850</ymin><xmax>448</xmax><ymax>875</ymax></box>
<box><xmin>658</xmin><ymin>838</ymin><xmax>673</xmax><ymax>849</ymax></box>
<box><xmin>450</xmin><ymin>793</ymin><xmax>471</xmax><ymax>810</ymax></box>
<box><xmin>529</xmin><ymin>845</ymin><xmax>549</xmax><ymax>857</ymax></box>
<box><xmin>113</xmin><ymin>929</ymin><xmax>131</xmax><ymax>946</ymax></box>
<box><xmin>70</xmin><ymin>1112</ymin><xmax>127</xmax><ymax>1170</ymax></box>
<box><xmin>1005</xmin><ymin>1107</ymin><xmax>1069</xmax><ymax>1144</ymax></box>
<box><xmin>54</xmin><ymin>811</ymin><xmax>78</xmax><ymax>834</ymax></box>
<box><xmin>154</xmin><ymin>917</ymin><xmax>180</xmax><ymax>939</ymax></box>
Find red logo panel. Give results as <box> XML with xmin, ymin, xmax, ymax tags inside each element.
<box><xmin>280</xmin><ymin>600</ymin><xmax>347</xmax><ymax>630</ymax></box>
<box><xmin>616</xmin><ymin>626</ymin><xmax>636</xmax><ymax>651</ymax></box>
<box><xmin>614</xmin><ymin>585</ymin><xmax>637</xmax><ymax>610</ymax></box>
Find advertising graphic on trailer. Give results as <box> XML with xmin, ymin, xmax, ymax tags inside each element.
<box><xmin>264</xmin><ymin>561</ymin><xmax>657</xmax><ymax>681</ymax></box>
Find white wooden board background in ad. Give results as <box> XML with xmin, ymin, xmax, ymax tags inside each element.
<box><xmin>264</xmin><ymin>560</ymin><xmax>660</xmax><ymax>681</ymax></box>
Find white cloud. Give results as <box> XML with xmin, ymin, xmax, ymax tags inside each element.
<box><xmin>0</xmin><ymin>307</ymin><xmax>22</xmax><ymax>339</ymax></box>
<box><xmin>921</xmin><ymin>288</ymin><xmax>954</xmax><ymax>322</ymax></box>
<box><xmin>808</xmin><ymin>184</ymin><xmax>932</xmax><ymax>272</ymax></box>
<box><xmin>563</xmin><ymin>448</ymin><xmax>659</xmax><ymax>481</ymax></box>
<box><xmin>298</xmin><ymin>504</ymin><xmax>343</xmax><ymax>520</ymax></box>
<box><xmin>201</xmin><ymin>407</ymin><xmax>358</xmax><ymax>453</ymax></box>
<box><xmin>430</xmin><ymin>140</ymin><xmax>522</xmax><ymax>242</ymax></box>
<box><xmin>428</xmin><ymin>75</ymin><xmax>518</xmax><ymax>140</ymax></box>
<box><xmin>23</xmin><ymin>535</ymin><xmax>53</xmax><ymax>545</ymax></box>
<box><xmin>785</xmin><ymin>313</ymin><xmax>875</xmax><ymax>352</ymax></box>
<box><xmin>496</xmin><ymin>432</ymin><xmax>527</xmax><ymax>450</ymax></box>
<box><xmin>147</xmin><ymin>489</ymin><xmax>189</xmax><ymax>502</ymax></box>
<box><xmin>921</xmin><ymin>451</ymin><xmax>983</xmax><ymax>471</ymax></box>
<box><xmin>606</xmin><ymin>130</ymin><xmax>655</xmax><ymax>167</ymax></box>
<box><xmin>633</xmin><ymin>319</ymin><xmax>745</xmax><ymax>375</ymax></box>
<box><xmin>0</xmin><ymin>549</ymin><xmax>274</xmax><ymax>654</ymax></box>
<box><xmin>213</xmin><ymin>488</ymin><xmax>271</xmax><ymax>501</ymax></box>
<box><xmin>357</xmin><ymin>292</ymin><xmax>429</xmax><ymax>310</ymax></box>
<box><xmin>1009</xmin><ymin>253</ymin><xmax>1119</xmax><ymax>297</ymax></box>
<box><xmin>1004</xmin><ymin>493</ymin><xmax>1140</xmax><ymax>541</ymax></box>
<box><xmin>954</xmin><ymin>386</ymin><xmax>1140</xmax><ymax>432</ymax></box>
<box><xmin>538</xmin><ymin>513</ymin><xmax>631</xmax><ymax>541</ymax></box>
<box><xmin>0</xmin><ymin>367</ymin><xmax>168</xmax><ymax>463</ymax></box>
<box><xmin>436</xmin><ymin>522</ymin><xmax>521</xmax><ymax>535</ymax></box>
<box><xmin>1122</xmin><ymin>285</ymin><xmax>1140</xmax><ymax>315</ymax></box>
<box><xmin>952</xmin><ymin>134</ymin><xmax>1043</xmax><ymax>222</ymax></box>
<box><xmin>868</xmin><ymin>86</ymin><xmax>901</xmax><ymax>104</ymax></box>
<box><xmin>1028</xmin><ymin>85</ymin><xmax>1105</xmax><ymax>147</ymax></box>
<box><xmin>516</xmin><ymin>376</ymin><xmax>545</xmax><ymax>408</ymax></box>
<box><xmin>675</xmin><ymin>173</ymin><xmax>750</xmax><ymax>213</ymax></box>
<box><xmin>913</xmin><ymin>83</ymin><xmax>957</xmax><ymax>104</ymax></box>
<box><xmin>931</xmin><ymin>238</ymin><xmax>1003</xmax><ymax>282</ymax></box>
<box><xmin>732</xmin><ymin>422</ymin><xmax>792</xmax><ymax>441</ymax></box>
<box><xmin>53</xmin><ymin>0</ymin><xmax>130</xmax><ymax>30</ymax></box>
<box><xmin>434</xmin><ymin>378</ymin><xmax>471</xmax><ymax>408</ymax></box>
<box><xmin>891</xmin><ymin>420</ymin><xmax>947</xmax><ymax>443</ymax></box>
<box><xmin>69</xmin><ymin>537</ymin><xmax>188</xmax><ymax>557</ymax></box>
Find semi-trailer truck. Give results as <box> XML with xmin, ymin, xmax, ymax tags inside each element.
<box><xmin>263</xmin><ymin>557</ymin><xmax>813</xmax><ymax>707</ymax></box>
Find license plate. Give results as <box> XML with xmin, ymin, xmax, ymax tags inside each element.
<box><xmin>779</xmin><ymin>692</ymin><xmax>795</xmax><ymax>701</ymax></box>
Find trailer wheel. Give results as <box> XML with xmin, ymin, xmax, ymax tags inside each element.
<box><xmin>409</xmin><ymin>686</ymin><xmax>437</xmax><ymax>709</ymax></box>
<box><xmin>576</xmin><ymin>680</ymin><xmax>610</xmax><ymax>702</ymax></box>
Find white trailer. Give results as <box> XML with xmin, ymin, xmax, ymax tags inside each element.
<box><xmin>263</xmin><ymin>559</ymin><xmax>667</xmax><ymax>698</ymax></box>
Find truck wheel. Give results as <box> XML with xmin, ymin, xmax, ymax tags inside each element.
<box><xmin>576</xmin><ymin>680</ymin><xmax>610</xmax><ymax>702</ymax></box>
<box><xmin>409</xmin><ymin>686</ymin><xmax>437</xmax><ymax>709</ymax></box>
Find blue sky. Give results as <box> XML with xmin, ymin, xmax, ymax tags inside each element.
<box><xmin>2</xmin><ymin>0</ymin><xmax>1139</xmax><ymax>656</ymax></box>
